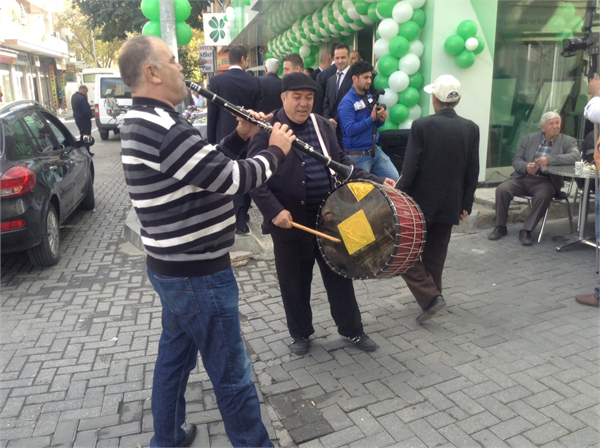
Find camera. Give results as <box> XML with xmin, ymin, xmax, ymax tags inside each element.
<box><xmin>561</xmin><ymin>4</ymin><xmax>598</xmax><ymax>78</ymax></box>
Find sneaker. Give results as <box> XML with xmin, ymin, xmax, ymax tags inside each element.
<box><xmin>488</xmin><ymin>225</ymin><xmax>507</xmax><ymax>240</ymax></box>
<box><xmin>349</xmin><ymin>333</ymin><xmax>378</xmax><ymax>352</ymax></box>
<box><xmin>416</xmin><ymin>295</ymin><xmax>446</xmax><ymax>323</ymax></box>
<box><xmin>289</xmin><ymin>337</ymin><xmax>310</xmax><ymax>355</ymax></box>
<box><xmin>519</xmin><ymin>229</ymin><xmax>533</xmax><ymax>246</ymax></box>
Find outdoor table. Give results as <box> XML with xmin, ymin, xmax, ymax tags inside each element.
<box><xmin>193</xmin><ymin>122</ymin><xmax>207</xmax><ymax>139</ymax></box>
<box><xmin>541</xmin><ymin>164</ymin><xmax>597</xmax><ymax>251</ymax></box>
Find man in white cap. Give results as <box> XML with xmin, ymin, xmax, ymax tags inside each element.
<box><xmin>398</xmin><ymin>74</ymin><xmax>480</xmax><ymax>323</ymax></box>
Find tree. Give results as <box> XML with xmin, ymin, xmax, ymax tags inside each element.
<box><xmin>74</xmin><ymin>0</ymin><xmax>208</xmax><ymax>42</ymax></box>
<box><xmin>179</xmin><ymin>27</ymin><xmax>206</xmax><ymax>82</ymax></box>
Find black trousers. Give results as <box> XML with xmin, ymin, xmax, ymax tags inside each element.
<box><xmin>272</xmin><ymin>233</ymin><xmax>363</xmax><ymax>340</ymax></box>
<box><xmin>75</xmin><ymin>118</ymin><xmax>91</xmax><ymax>137</ymax></box>
<box><xmin>401</xmin><ymin>222</ymin><xmax>453</xmax><ymax>310</ymax></box>
<box><xmin>233</xmin><ymin>194</ymin><xmax>251</xmax><ymax>231</ymax></box>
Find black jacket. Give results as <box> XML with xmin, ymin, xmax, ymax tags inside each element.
<box><xmin>248</xmin><ymin>108</ymin><xmax>383</xmax><ymax>241</ymax></box>
<box><xmin>398</xmin><ymin>108</ymin><xmax>480</xmax><ymax>226</ymax></box>
<box><xmin>207</xmin><ymin>68</ymin><xmax>262</xmax><ymax>144</ymax></box>
<box><xmin>258</xmin><ymin>73</ymin><xmax>283</xmax><ymax>115</ymax></box>
<box><xmin>71</xmin><ymin>92</ymin><xmax>92</xmax><ymax>122</ymax></box>
<box><xmin>323</xmin><ymin>69</ymin><xmax>353</xmax><ymax>121</ymax></box>
<box><xmin>316</xmin><ymin>64</ymin><xmax>337</xmax><ymax>97</ymax></box>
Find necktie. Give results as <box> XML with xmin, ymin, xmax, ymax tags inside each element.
<box><xmin>336</xmin><ymin>72</ymin><xmax>343</xmax><ymax>91</ymax></box>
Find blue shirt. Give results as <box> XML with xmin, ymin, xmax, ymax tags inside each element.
<box><xmin>337</xmin><ymin>86</ymin><xmax>384</xmax><ymax>151</ymax></box>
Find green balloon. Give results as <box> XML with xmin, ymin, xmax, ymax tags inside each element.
<box><xmin>445</xmin><ymin>34</ymin><xmax>465</xmax><ymax>56</ymax></box>
<box><xmin>176</xmin><ymin>22</ymin><xmax>192</xmax><ymax>46</ymax></box>
<box><xmin>556</xmin><ymin>29</ymin><xmax>573</xmax><ymax>43</ymax></box>
<box><xmin>299</xmin><ymin>29</ymin><xmax>307</xmax><ymax>39</ymax></box>
<box><xmin>379</xmin><ymin>120</ymin><xmax>398</xmax><ymax>131</ymax></box>
<box><xmin>408</xmin><ymin>72</ymin><xmax>423</xmax><ymax>89</ymax></box>
<box><xmin>141</xmin><ymin>0</ymin><xmax>160</xmax><ymax>21</ymax></box>
<box><xmin>411</xmin><ymin>9</ymin><xmax>426</xmax><ymax>28</ymax></box>
<box><xmin>342</xmin><ymin>12</ymin><xmax>354</xmax><ymax>24</ymax></box>
<box><xmin>354</xmin><ymin>0</ymin><xmax>369</xmax><ymax>15</ymax></box>
<box><xmin>569</xmin><ymin>16</ymin><xmax>584</xmax><ymax>31</ymax></box>
<box><xmin>378</xmin><ymin>54</ymin><xmax>399</xmax><ymax>77</ymax></box>
<box><xmin>265</xmin><ymin>51</ymin><xmax>274</xmax><ymax>59</ymax></box>
<box><xmin>398</xmin><ymin>21</ymin><xmax>420</xmax><ymax>41</ymax></box>
<box><xmin>373</xmin><ymin>74</ymin><xmax>389</xmax><ymax>90</ymax></box>
<box><xmin>557</xmin><ymin>2</ymin><xmax>576</xmax><ymax>20</ymax></box>
<box><xmin>399</xmin><ymin>87</ymin><xmax>419</xmax><ymax>107</ymax></box>
<box><xmin>303</xmin><ymin>54</ymin><xmax>315</xmax><ymax>67</ymax></box>
<box><xmin>310</xmin><ymin>45</ymin><xmax>319</xmax><ymax>56</ymax></box>
<box><xmin>389</xmin><ymin>104</ymin><xmax>409</xmax><ymax>125</ymax></box>
<box><xmin>333</xmin><ymin>21</ymin><xmax>344</xmax><ymax>32</ymax></box>
<box><xmin>292</xmin><ymin>45</ymin><xmax>300</xmax><ymax>54</ymax></box>
<box><xmin>547</xmin><ymin>15</ymin><xmax>566</xmax><ymax>33</ymax></box>
<box><xmin>377</xmin><ymin>0</ymin><xmax>397</xmax><ymax>19</ymax></box>
<box><xmin>367</xmin><ymin>2</ymin><xmax>381</xmax><ymax>22</ymax></box>
<box><xmin>243</xmin><ymin>0</ymin><xmax>251</xmax><ymax>5</ymax></box>
<box><xmin>142</xmin><ymin>20</ymin><xmax>161</xmax><ymax>37</ymax></box>
<box><xmin>473</xmin><ymin>36</ymin><xmax>485</xmax><ymax>55</ymax></box>
<box><xmin>389</xmin><ymin>35</ymin><xmax>410</xmax><ymax>59</ymax></box>
<box><xmin>455</xmin><ymin>49</ymin><xmax>475</xmax><ymax>69</ymax></box>
<box><xmin>457</xmin><ymin>20</ymin><xmax>477</xmax><ymax>40</ymax></box>
<box><xmin>376</xmin><ymin>28</ymin><xmax>381</xmax><ymax>39</ymax></box>
<box><xmin>174</xmin><ymin>0</ymin><xmax>191</xmax><ymax>22</ymax></box>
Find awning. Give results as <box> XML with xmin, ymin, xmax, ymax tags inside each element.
<box><xmin>3</xmin><ymin>39</ymin><xmax>68</xmax><ymax>59</ymax></box>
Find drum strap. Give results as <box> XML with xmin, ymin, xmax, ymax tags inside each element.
<box><xmin>310</xmin><ymin>113</ymin><xmax>338</xmax><ymax>180</ymax></box>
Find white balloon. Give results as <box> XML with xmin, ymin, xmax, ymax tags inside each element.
<box><xmin>405</xmin><ymin>0</ymin><xmax>425</xmax><ymax>8</ymax></box>
<box><xmin>310</xmin><ymin>33</ymin><xmax>320</xmax><ymax>42</ymax></box>
<box><xmin>329</xmin><ymin>23</ymin><xmax>338</xmax><ymax>34</ymax></box>
<box><xmin>299</xmin><ymin>45</ymin><xmax>311</xmax><ymax>57</ymax></box>
<box><xmin>378</xmin><ymin>88</ymin><xmax>399</xmax><ymax>108</ymax></box>
<box><xmin>341</xmin><ymin>30</ymin><xmax>352</xmax><ymax>36</ymax></box>
<box><xmin>376</xmin><ymin>10</ymin><xmax>385</xmax><ymax>21</ymax></box>
<box><xmin>226</xmin><ymin>20</ymin><xmax>235</xmax><ymax>29</ymax></box>
<box><xmin>465</xmin><ymin>37</ymin><xmax>479</xmax><ymax>51</ymax></box>
<box><xmin>360</xmin><ymin>14</ymin><xmax>374</xmax><ymax>25</ymax></box>
<box><xmin>342</xmin><ymin>0</ymin><xmax>353</xmax><ymax>9</ymax></box>
<box><xmin>399</xmin><ymin>53</ymin><xmax>420</xmax><ymax>75</ymax></box>
<box><xmin>399</xmin><ymin>119</ymin><xmax>414</xmax><ymax>130</ymax></box>
<box><xmin>388</xmin><ymin>71</ymin><xmax>410</xmax><ymax>93</ymax></box>
<box><xmin>373</xmin><ymin>38</ymin><xmax>391</xmax><ymax>58</ymax></box>
<box><xmin>301</xmin><ymin>39</ymin><xmax>310</xmax><ymax>46</ymax></box>
<box><xmin>408</xmin><ymin>104</ymin><xmax>422</xmax><ymax>120</ymax></box>
<box><xmin>323</xmin><ymin>9</ymin><xmax>331</xmax><ymax>26</ymax></box>
<box><xmin>226</xmin><ymin>6</ymin><xmax>235</xmax><ymax>21</ymax></box>
<box><xmin>347</xmin><ymin>6</ymin><xmax>361</xmax><ymax>21</ymax></box>
<box><xmin>409</xmin><ymin>40</ymin><xmax>424</xmax><ymax>57</ymax></box>
<box><xmin>392</xmin><ymin>2</ymin><xmax>413</xmax><ymax>24</ymax></box>
<box><xmin>378</xmin><ymin>18</ymin><xmax>399</xmax><ymax>40</ymax></box>
<box><xmin>338</xmin><ymin>17</ymin><xmax>349</xmax><ymax>28</ymax></box>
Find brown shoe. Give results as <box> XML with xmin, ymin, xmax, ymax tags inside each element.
<box><xmin>575</xmin><ymin>293</ymin><xmax>600</xmax><ymax>307</ymax></box>
<box><xmin>519</xmin><ymin>229</ymin><xmax>533</xmax><ymax>246</ymax></box>
<box><xmin>488</xmin><ymin>225</ymin><xmax>507</xmax><ymax>240</ymax></box>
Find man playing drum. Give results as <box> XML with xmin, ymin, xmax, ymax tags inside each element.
<box><xmin>248</xmin><ymin>73</ymin><xmax>395</xmax><ymax>355</ymax></box>
<box><xmin>398</xmin><ymin>75</ymin><xmax>480</xmax><ymax>323</ymax></box>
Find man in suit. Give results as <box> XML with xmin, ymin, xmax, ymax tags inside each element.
<box><xmin>258</xmin><ymin>58</ymin><xmax>283</xmax><ymax>115</ymax></box>
<box><xmin>349</xmin><ymin>50</ymin><xmax>363</xmax><ymax>66</ymax></box>
<box><xmin>489</xmin><ymin>111</ymin><xmax>579</xmax><ymax>245</ymax></box>
<box><xmin>323</xmin><ymin>44</ymin><xmax>352</xmax><ymax>149</ymax></box>
<box><xmin>207</xmin><ymin>45</ymin><xmax>263</xmax><ymax>235</ymax></box>
<box><xmin>248</xmin><ymin>73</ymin><xmax>396</xmax><ymax>356</ymax></box>
<box><xmin>311</xmin><ymin>51</ymin><xmax>332</xmax><ymax>81</ymax></box>
<box><xmin>399</xmin><ymin>75</ymin><xmax>480</xmax><ymax>323</ymax></box>
<box><xmin>316</xmin><ymin>44</ymin><xmax>339</xmax><ymax>93</ymax></box>
<box><xmin>282</xmin><ymin>53</ymin><xmax>324</xmax><ymax>116</ymax></box>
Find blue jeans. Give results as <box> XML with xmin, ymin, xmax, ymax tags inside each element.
<box><xmin>147</xmin><ymin>266</ymin><xmax>272</xmax><ymax>448</ymax></box>
<box><xmin>347</xmin><ymin>148</ymin><xmax>399</xmax><ymax>180</ymax></box>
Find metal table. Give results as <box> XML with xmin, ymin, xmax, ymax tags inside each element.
<box><xmin>541</xmin><ymin>165</ymin><xmax>597</xmax><ymax>251</ymax></box>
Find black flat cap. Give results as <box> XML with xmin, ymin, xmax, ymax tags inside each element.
<box><xmin>282</xmin><ymin>72</ymin><xmax>317</xmax><ymax>93</ymax></box>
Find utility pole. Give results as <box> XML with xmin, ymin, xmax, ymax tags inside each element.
<box><xmin>159</xmin><ymin>0</ymin><xmax>178</xmax><ymax>61</ymax></box>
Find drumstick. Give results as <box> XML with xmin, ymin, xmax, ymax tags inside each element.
<box><xmin>291</xmin><ymin>222</ymin><xmax>342</xmax><ymax>243</ymax></box>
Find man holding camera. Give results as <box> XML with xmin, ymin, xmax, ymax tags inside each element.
<box><xmin>337</xmin><ymin>61</ymin><xmax>399</xmax><ymax>179</ymax></box>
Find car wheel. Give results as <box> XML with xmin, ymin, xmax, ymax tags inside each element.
<box><xmin>79</xmin><ymin>175</ymin><xmax>95</xmax><ymax>210</ymax></box>
<box><xmin>27</xmin><ymin>203</ymin><xmax>60</xmax><ymax>267</ymax></box>
<box><xmin>99</xmin><ymin>130</ymin><xmax>109</xmax><ymax>141</ymax></box>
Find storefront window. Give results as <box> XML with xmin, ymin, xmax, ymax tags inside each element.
<box><xmin>0</xmin><ymin>63</ymin><xmax>14</xmax><ymax>103</ymax></box>
<box><xmin>488</xmin><ymin>1</ymin><xmax>588</xmax><ymax>171</ymax></box>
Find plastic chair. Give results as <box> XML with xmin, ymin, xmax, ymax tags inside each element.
<box><xmin>514</xmin><ymin>192</ymin><xmax>574</xmax><ymax>243</ymax></box>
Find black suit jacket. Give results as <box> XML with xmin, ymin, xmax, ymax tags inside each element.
<box><xmin>313</xmin><ymin>82</ymin><xmax>325</xmax><ymax>117</ymax></box>
<box><xmin>398</xmin><ymin>108</ymin><xmax>480</xmax><ymax>226</ymax></box>
<box><xmin>247</xmin><ymin>109</ymin><xmax>383</xmax><ymax>241</ymax></box>
<box><xmin>258</xmin><ymin>73</ymin><xmax>283</xmax><ymax>115</ymax></box>
<box><xmin>310</xmin><ymin>67</ymin><xmax>322</xmax><ymax>81</ymax></box>
<box><xmin>316</xmin><ymin>64</ymin><xmax>337</xmax><ymax>97</ymax></box>
<box><xmin>207</xmin><ymin>68</ymin><xmax>262</xmax><ymax>144</ymax></box>
<box><xmin>323</xmin><ymin>70</ymin><xmax>352</xmax><ymax>121</ymax></box>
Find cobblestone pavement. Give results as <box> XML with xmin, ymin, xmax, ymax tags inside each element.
<box><xmin>1</xmin><ymin>136</ymin><xmax>599</xmax><ymax>447</ymax></box>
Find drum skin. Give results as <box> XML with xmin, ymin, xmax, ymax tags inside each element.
<box><xmin>317</xmin><ymin>180</ymin><xmax>425</xmax><ymax>279</ymax></box>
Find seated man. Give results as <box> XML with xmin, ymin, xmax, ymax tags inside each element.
<box><xmin>489</xmin><ymin>111</ymin><xmax>579</xmax><ymax>245</ymax></box>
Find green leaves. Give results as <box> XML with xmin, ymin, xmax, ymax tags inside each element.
<box><xmin>208</xmin><ymin>15</ymin><xmax>225</xmax><ymax>42</ymax></box>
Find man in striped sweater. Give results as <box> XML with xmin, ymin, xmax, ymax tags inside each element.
<box><xmin>118</xmin><ymin>36</ymin><xmax>294</xmax><ymax>448</ymax></box>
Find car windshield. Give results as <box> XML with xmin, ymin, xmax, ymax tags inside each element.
<box><xmin>100</xmin><ymin>78</ymin><xmax>131</xmax><ymax>99</ymax></box>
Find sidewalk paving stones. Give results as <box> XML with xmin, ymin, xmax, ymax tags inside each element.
<box><xmin>2</xmin><ymin>136</ymin><xmax>600</xmax><ymax>447</ymax></box>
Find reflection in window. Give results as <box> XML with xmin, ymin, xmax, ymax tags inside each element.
<box><xmin>4</xmin><ymin>118</ymin><xmax>34</xmax><ymax>160</ymax></box>
<box><xmin>23</xmin><ymin>112</ymin><xmax>54</xmax><ymax>152</ymax></box>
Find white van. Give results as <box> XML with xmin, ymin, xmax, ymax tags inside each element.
<box><xmin>82</xmin><ymin>68</ymin><xmax>118</xmax><ymax>110</ymax></box>
<box><xmin>94</xmin><ymin>74</ymin><xmax>132</xmax><ymax>140</ymax></box>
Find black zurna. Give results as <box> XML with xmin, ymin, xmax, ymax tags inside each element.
<box><xmin>185</xmin><ymin>81</ymin><xmax>353</xmax><ymax>181</ymax></box>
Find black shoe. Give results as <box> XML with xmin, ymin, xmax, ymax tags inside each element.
<box><xmin>519</xmin><ymin>229</ymin><xmax>533</xmax><ymax>246</ymax></box>
<box><xmin>289</xmin><ymin>337</ymin><xmax>310</xmax><ymax>355</ymax></box>
<box><xmin>235</xmin><ymin>228</ymin><xmax>250</xmax><ymax>236</ymax></box>
<box><xmin>488</xmin><ymin>225</ymin><xmax>507</xmax><ymax>240</ymax></box>
<box><xmin>416</xmin><ymin>295</ymin><xmax>446</xmax><ymax>323</ymax></box>
<box><xmin>179</xmin><ymin>424</ymin><xmax>197</xmax><ymax>447</ymax></box>
<box><xmin>349</xmin><ymin>333</ymin><xmax>378</xmax><ymax>352</ymax></box>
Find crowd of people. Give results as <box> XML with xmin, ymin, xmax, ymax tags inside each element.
<box><xmin>117</xmin><ymin>36</ymin><xmax>596</xmax><ymax>448</ymax></box>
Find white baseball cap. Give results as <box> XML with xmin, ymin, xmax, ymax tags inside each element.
<box><xmin>424</xmin><ymin>75</ymin><xmax>461</xmax><ymax>103</ymax></box>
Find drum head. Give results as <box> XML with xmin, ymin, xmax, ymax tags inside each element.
<box><xmin>317</xmin><ymin>180</ymin><xmax>399</xmax><ymax>279</ymax></box>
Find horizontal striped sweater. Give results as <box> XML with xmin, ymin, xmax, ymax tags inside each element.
<box><xmin>121</xmin><ymin>97</ymin><xmax>284</xmax><ymax>277</ymax></box>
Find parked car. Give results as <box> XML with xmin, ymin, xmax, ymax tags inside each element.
<box><xmin>94</xmin><ymin>74</ymin><xmax>132</xmax><ymax>141</ymax></box>
<box><xmin>0</xmin><ymin>100</ymin><xmax>95</xmax><ymax>267</ymax></box>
